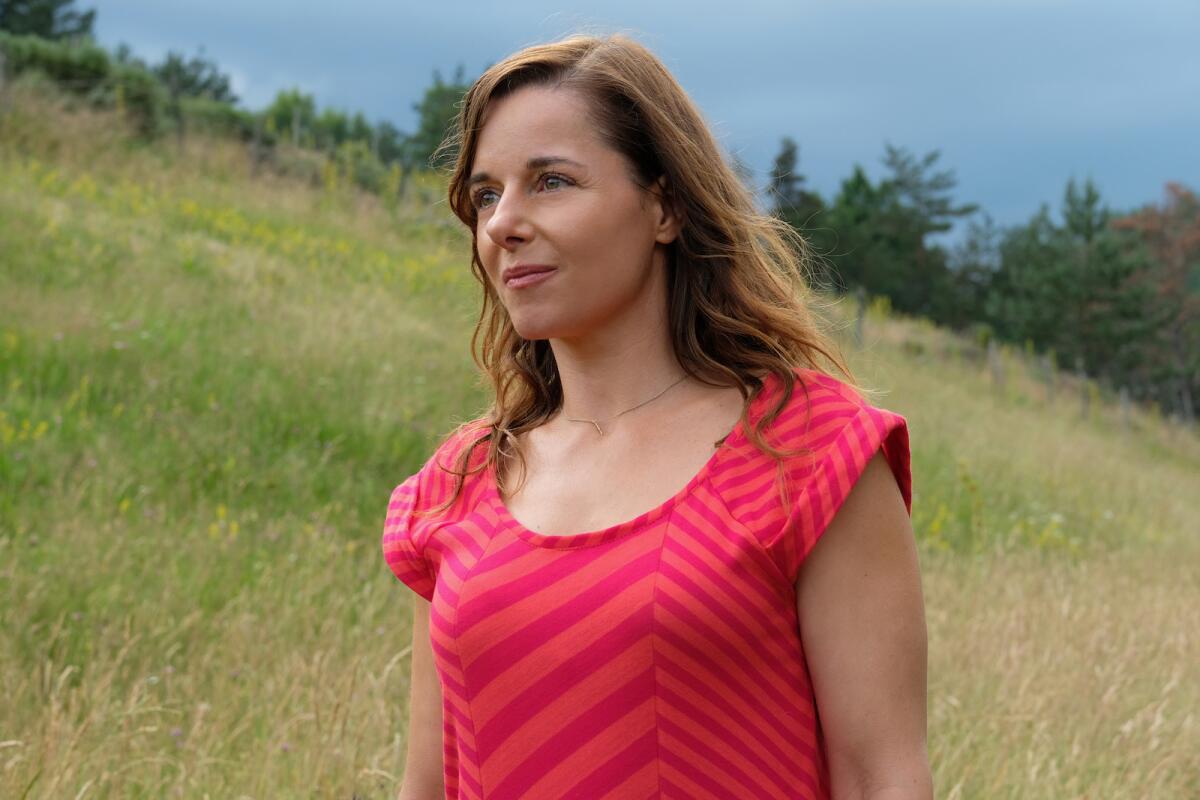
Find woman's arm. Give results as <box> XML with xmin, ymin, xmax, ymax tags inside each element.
<box><xmin>397</xmin><ymin>595</ymin><xmax>446</xmax><ymax>800</ymax></box>
<box><xmin>796</xmin><ymin>451</ymin><xmax>933</xmax><ymax>800</ymax></box>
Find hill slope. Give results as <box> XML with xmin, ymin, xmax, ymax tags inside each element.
<box><xmin>2</xmin><ymin>81</ymin><xmax>1197</xmax><ymax>798</ymax></box>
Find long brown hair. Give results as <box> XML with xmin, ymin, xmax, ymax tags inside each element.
<box><xmin>424</xmin><ymin>32</ymin><xmax>860</xmax><ymax>514</ymax></box>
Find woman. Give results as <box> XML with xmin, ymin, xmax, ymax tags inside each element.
<box><xmin>383</xmin><ymin>32</ymin><xmax>931</xmax><ymax>800</ymax></box>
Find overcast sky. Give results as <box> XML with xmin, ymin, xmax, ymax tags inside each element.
<box><xmin>92</xmin><ymin>0</ymin><xmax>1198</xmax><ymax>242</ymax></box>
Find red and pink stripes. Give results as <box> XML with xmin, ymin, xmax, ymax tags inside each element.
<box><xmin>382</xmin><ymin>367</ymin><xmax>912</xmax><ymax>799</ymax></box>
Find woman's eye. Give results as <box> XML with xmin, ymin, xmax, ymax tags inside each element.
<box><xmin>474</xmin><ymin>174</ymin><xmax>570</xmax><ymax>211</ymax></box>
<box><xmin>474</xmin><ymin>189</ymin><xmax>498</xmax><ymax>209</ymax></box>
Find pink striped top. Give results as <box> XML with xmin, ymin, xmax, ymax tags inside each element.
<box><xmin>382</xmin><ymin>366</ymin><xmax>912</xmax><ymax>799</ymax></box>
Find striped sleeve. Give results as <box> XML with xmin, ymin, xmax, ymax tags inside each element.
<box><xmin>380</xmin><ymin>419</ymin><xmax>489</xmax><ymax>601</ymax></box>
<box><xmin>767</xmin><ymin>401</ymin><xmax>913</xmax><ymax>585</ymax></box>
<box><xmin>381</xmin><ymin>466</ymin><xmax>437</xmax><ymax>601</ymax></box>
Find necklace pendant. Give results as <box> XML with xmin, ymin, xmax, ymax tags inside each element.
<box><xmin>590</xmin><ymin>420</ymin><xmax>605</xmax><ymax>436</ymax></box>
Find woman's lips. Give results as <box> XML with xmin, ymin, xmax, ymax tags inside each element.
<box><xmin>505</xmin><ymin>268</ymin><xmax>557</xmax><ymax>289</ymax></box>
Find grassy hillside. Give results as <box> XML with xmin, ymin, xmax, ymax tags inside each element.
<box><xmin>2</xmin><ymin>79</ymin><xmax>1197</xmax><ymax>799</ymax></box>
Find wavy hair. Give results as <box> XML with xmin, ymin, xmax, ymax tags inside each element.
<box><xmin>422</xmin><ymin>31</ymin><xmax>860</xmax><ymax>515</ymax></box>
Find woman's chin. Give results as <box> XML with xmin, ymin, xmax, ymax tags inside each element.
<box><xmin>511</xmin><ymin>317</ymin><xmax>563</xmax><ymax>342</ymax></box>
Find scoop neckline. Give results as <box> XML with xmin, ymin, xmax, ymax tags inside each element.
<box><xmin>485</xmin><ymin>374</ymin><xmax>775</xmax><ymax>549</ymax></box>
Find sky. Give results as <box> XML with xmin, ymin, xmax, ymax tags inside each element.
<box><xmin>91</xmin><ymin>0</ymin><xmax>1199</xmax><ymax>245</ymax></box>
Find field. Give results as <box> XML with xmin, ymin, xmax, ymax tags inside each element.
<box><xmin>2</xmin><ymin>82</ymin><xmax>1198</xmax><ymax>799</ymax></box>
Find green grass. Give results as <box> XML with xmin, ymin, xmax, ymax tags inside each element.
<box><xmin>2</xmin><ymin>80</ymin><xmax>1197</xmax><ymax>798</ymax></box>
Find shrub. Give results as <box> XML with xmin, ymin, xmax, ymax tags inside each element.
<box><xmin>0</xmin><ymin>31</ymin><xmax>165</xmax><ymax>138</ymax></box>
<box><xmin>0</xmin><ymin>31</ymin><xmax>109</xmax><ymax>90</ymax></box>
<box><xmin>180</xmin><ymin>96</ymin><xmax>258</xmax><ymax>142</ymax></box>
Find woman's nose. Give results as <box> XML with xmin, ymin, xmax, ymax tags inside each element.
<box><xmin>483</xmin><ymin>190</ymin><xmax>532</xmax><ymax>249</ymax></box>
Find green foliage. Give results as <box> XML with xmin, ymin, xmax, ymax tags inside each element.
<box><xmin>411</xmin><ymin>64</ymin><xmax>470</xmax><ymax>170</ymax></box>
<box><xmin>0</xmin><ymin>31</ymin><xmax>466</xmax><ymax>197</ymax></box>
<box><xmin>109</xmin><ymin>61</ymin><xmax>167</xmax><ymax>137</ymax></box>
<box><xmin>151</xmin><ymin>47</ymin><xmax>238</xmax><ymax>104</ymax></box>
<box><xmin>0</xmin><ymin>0</ymin><xmax>94</xmax><ymax>41</ymax></box>
<box><xmin>767</xmin><ymin>136</ymin><xmax>830</xmax><ymax>282</ymax></box>
<box><xmin>985</xmin><ymin>178</ymin><xmax>1162</xmax><ymax>391</ymax></box>
<box><xmin>0</xmin><ymin>31</ymin><xmax>165</xmax><ymax>137</ymax></box>
<box><xmin>813</xmin><ymin>143</ymin><xmax>976</xmax><ymax>319</ymax></box>
<box><xmin>263</xmin><ymin>87</ymin><xmax>316</xmax><ymax>146</ymax></box>
<box><xmin>180</xmin><ymin>96</ymin><xmax>257</xmax><ymax>141</ymax></box>
<box><xmin>0</xmin><ymin>28</ymin><xmax>107</xmax><ymax>86</ymax></box>
<box><xmin>373</xmin><ymin>119</ymin><xmax>405</xmax><ymax>164</ymax></box>
<box><xmin>1110</xmin><ymin>184</ymin><xmax>1200</xmax><ymax>419</ymax></box>
<box><xmin>881</xmin><ymin>143</ymin><xmax>978</xmax><ymax>237</ymax></box>
<box><xmin>768</xmin><ymin>133</ymin><xmax>1193</xmax><ymax>420</ymax></box>
<box><xmin>333</xmin><ymin>138</ymin><xmax>386</xmax><ymax>193</ymax></box>
<box><xmin>2</xmin><ymin>92</ymin><xmax>1199</xmax><ymax>796</ymax></box>
<box><xmin>944</xmin><ymin>213</ymin><xmax>1002</xmax><ymax>330</ymax></box>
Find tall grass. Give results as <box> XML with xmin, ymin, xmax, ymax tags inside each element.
<box><xmin>1</xmin><ymin>80</ymin><xmax>1197</xmax><ymax>798</ymax></box>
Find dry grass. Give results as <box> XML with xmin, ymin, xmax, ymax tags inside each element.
<box><xmin>2</xmin><ymin>82</ymin><xmax>1198</xmax><ymax>798</ymax></box>
<box><xmin>925</xmin><ymin>545</ymin><xmax>1198</xmax><ymax>798</ymax></box>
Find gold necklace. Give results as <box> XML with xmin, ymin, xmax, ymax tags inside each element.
<box><xmin>563</xmin><ymin>373</ymin><xmax>690</xmax><ymax>436</ymax></box>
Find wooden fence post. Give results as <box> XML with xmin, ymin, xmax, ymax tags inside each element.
<box><xmin>1076</xmin><ymin>356</ymin><xmax>1089</xmax><ymax>420</ymax></box>
<box><xmin>854</xmin><ymin>286</ymin><xmax>866</xmax><ymax>348</ymax></box>
<box><xmin>1179</xmin><ymin>376</ymin><xmax>1196</xmax><ymax>428</ymax></box>
<box><xmin>1042</xmin><ymin>353</ymin><xmax>1056</xmax><ymax>405</ymax></box>
<box><xmin>988</xmin><ymin>340</ymin><xmax>1005</xmax><ymax>398</ymax></box>
<box><xmin>249</xmin><ymin>115</ymin><xmax>266</xmax><ymax>177</ymax></box>
<box><xmin>398</xmin><ymin>161</ymin><xmax>410</xmax><ymax>202</ymax></box>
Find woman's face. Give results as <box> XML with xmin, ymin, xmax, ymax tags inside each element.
<box><xmin>469</xmin><ymin>85</ymin><xmax>678</xmax><ymax>342</ymax></box>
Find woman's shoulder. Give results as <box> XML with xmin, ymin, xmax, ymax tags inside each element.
<box><xmin>425</xmin><ymin>415</ymin><xmax>493</xmax><ymax>476</ymax></box>
<box><xmin>715</xmin><ymin>365</ymin><xmax>912</xmax><ymax>579</ymax></box>
<box><xmin>389</xmin><ymin>416</ymin><xmax>492</xmax><ymax>519</ymax></box>
<box><xmin>746</xmin><ymin>365</ymin><xmax>883</xmax><ymax>445</ymax></box>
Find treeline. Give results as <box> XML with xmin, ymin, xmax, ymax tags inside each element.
<box><xmin>768</xmin><ymin>137</ymin><xmax>1198</xmax><ymax>425</ymax></box>
<box><xmin>0</xmin><ymin>0</ymin><xmax>466</xmax><ymax>196</ymax></box>
<box><xmin>2</xmin><ymin>1</ymin><xmax>1195</xmax><ymax>424</ymax></box>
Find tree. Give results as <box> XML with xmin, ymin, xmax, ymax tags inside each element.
<box><xmin>263</xmin><ymin>88</ymin><xmax>316</xmax><ymax>146</ymax></box>
<box><xmin>1111</xmin><ymin>182</ymin><xmax>1200</xmax><ymax>420</ymax></box>
<box><xmin>374</xmin><ymin>120</ymin><xmax>404</xmax><ymax>164</ymax></box>
<box><xmin>880</xmin><ymin>143</ymin><xmax>978</xmax><ymax>237</ymax></box>
<box><xmin>411</xmin><ymin>64</ymin><xmax>470</xmax><ymax>169</ymax></box>
<box><xmin>945</xmin><ymin>212</ymin><xmax>1003</xmax><ymax>331</ymax></box>
<box><xmin>349</xmin><ymin>111</ymin><xmax>372</xmax><ymax>146</ymax></box>
<box><xmin>986</xmin><ymin>203</ymin><xmax>1070</xmax><ymax>351</ymax></box>
<box><xmin>767</xmin><ymin>136</ymin><xmax>826</xmax><ymax>233</ymax></box>
<box><xmin>151</xmin><ymin>47</ymin><xmax>238</xmax><ymax>104</ymax></box>
<box><xmin>875</xmin><ymin>144</ymin><xmax>977</xmax><ymax>319</ymax></box>
<box><xmin>986</xmin><ymin>178</ymin><xmax>1161</xmax><ymax>391</ymax></box>
<box><xmin>768</xmin><ymin>137</ymin><xmax>801</xmax><ymax>209</ymax></box>
<box><xmin>0</xmin><ymin>0</ymin><xmax>94</xmax><ymax>40</ymax></box>
<box><xmin>823</xmin><ymin>165</ymin><xmax>895</xmax><ymax>297</ymax></box>
<box><xmin>313</xmin><ymin>106</ymin><xmax>349</xmax><ymax>151</ymax></box>
<box><xmin>799</xmin><ymin>143</ymin><xmax>977</xmax><ymax>318</ymax></box>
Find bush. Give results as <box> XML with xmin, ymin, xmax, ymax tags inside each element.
<box><xmin>0</xmin><ymin>31</ymin><xmax>165</xmax><ymax>138</ymax></box>
<box><xmin>180</xmin><ymin>96</ymin><xmax>258</xmax><ymax>141</ymax></box>
<box><xmin>0</xmin><ymin>31</ymin><xmax>109</xmax><ymax>91</ymax></box>
<box><xmin>334</xmin><ymin>139</ymin><xmax>386</xmax><ymax>194</ymax></box>
<box><xmin>111</xmin><ymin>63</ymin><xmax>167</xmax><ymax>137</ymax></box>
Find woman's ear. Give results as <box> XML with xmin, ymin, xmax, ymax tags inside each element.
<box><xmin>651</xmin><ymin>175</ymin><xmax>683</xmax><ymax>245</ymax></box>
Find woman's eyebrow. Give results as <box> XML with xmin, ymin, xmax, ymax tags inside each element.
<box><xmin>468</xmin><ymin>156</ymin><xmax>586</xmax><ymax>186</ymax></box>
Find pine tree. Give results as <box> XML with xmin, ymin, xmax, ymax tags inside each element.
<box><xmin>151</xmin><ymin>48</ymin><xmax>238</xmax><ymax>104</ymax></box>
<box><xmin>987</xmin><ymin>178</ymin><xmax>1160</xmax><ymax>391</ymax></box>
<box><xmin>1111</xmin><ymin>182</ymin><xmax>1200</xmax><ymax>420</ymax></box>
<box><xmin>412</xmin><ymin>64</ymin><xmax>470</xmax><ymax>170</ymax></box>
<box><xmin>0</xmin><ymin>0</ymin><xmax>95</xmax><ymax>40</ymax></box>
<box><xmin>767</xmin><ymin>136</ymin><xmax>825</xmax><ymax>231</ymax></box>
